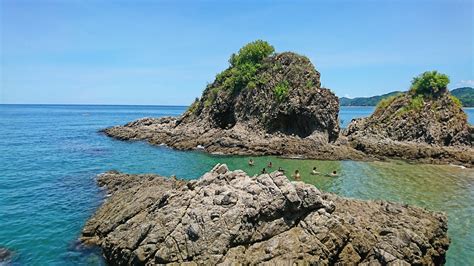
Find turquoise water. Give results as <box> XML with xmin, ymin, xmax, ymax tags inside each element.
<box><xmin>0</xmin><ymin>105</ymin><xmax>473</xmax><ymax>265</ymax></box>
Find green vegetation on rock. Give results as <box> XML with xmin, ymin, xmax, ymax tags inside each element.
<box><xmin>375</xmin><ymin>94</ymin><xmax>401</xmax><ymax>112</ymax></box>
<box><xmin>396</xmin><ymin>95</ymin><xmax>424</xmax><ymax>116</ymax></box>
<box><xmin>198</xmin><ymin>40</ymin><xmax>275</xmax><ymax>109</ymax></box>
<box><xmin>188</xmin><ymin>97</ymin><xmax>200</xmax><ymax>114</ymax></box>
<box><xmin>450</xmin><ymin>95</ymin><xmax>463</xmax><ymax>108</ymax></box>
<box><xmin>274</xmin><ymin>80</ymin><xmax>289</xmax><ymax>102</ymax></box>
<box><xmin>409</xmin><ymin>71</ymin><xmax>450</xmax><ymax>96</ymax></box>
<box><xmin>217</xmin><ymin>40</ymin><xmax>274</xmax><ymax>93</ymax></box>
<box><xmin>229</xmin><ymin>40</ymin><xmax>275</xmax><ymax>67</ymax></box>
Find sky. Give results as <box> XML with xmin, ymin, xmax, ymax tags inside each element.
<box><xmin>1</xmin><ymin>0</ymin><xmax>473</xmax><ymax>105</ymax></box>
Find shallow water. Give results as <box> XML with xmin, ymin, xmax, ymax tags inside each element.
<box><xmin>0</xmin><ymin>105</ymin><xmax>473</xmax><ymax>265</ymax></box>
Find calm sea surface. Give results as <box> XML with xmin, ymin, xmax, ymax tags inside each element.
<box><xmin>0</xmin><ymin>105</ymin><xmax>473</xmax><ymax>265</ymax></box>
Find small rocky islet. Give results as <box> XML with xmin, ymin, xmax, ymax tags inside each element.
<box><xmin>83</xmin><ymin>41</ymin><xmax>470</xmax><ymax>264</ymax></box>
<box><xmin>345</xmin><ymin>71</ymin><xmax>473</xmax><ymax>166</ymax></box>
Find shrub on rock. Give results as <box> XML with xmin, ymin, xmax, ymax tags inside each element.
<box><xmin>409</xmin><ymin>70</ymin><xmax>450</xmax><ymax>97</ymax></box>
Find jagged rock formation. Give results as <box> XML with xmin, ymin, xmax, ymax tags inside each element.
<box><xmin>345</xmin><ymin>88</ymin><xmax>474</xmax><ymax>165</ymax></box>
<box><xmin>82</xmin><ymin>165</ymin><xmax>450</xmax><ymax>265</ymax></box>
<box><xmin>102</xmin><ymin>42</ymin><xmax>364</xmax><ymax>160</ymax></box>
<box><xmin>181</xmin><ymin>52</ymin><xmax>339</xmax><ymax>141</ymax></box>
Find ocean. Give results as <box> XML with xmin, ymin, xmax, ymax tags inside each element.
<box><xmin>0</xmin><ymin>105</ymin><xmax>473</xmax><ymax>265</ymax></box>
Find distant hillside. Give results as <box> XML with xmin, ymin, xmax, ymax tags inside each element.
<box><xmin>340</xmin><ymin>87</ymin><xmax>474</xmax><ymax>107</ymax></box>
<box><xmin>339</xmin><ymin>91</ymin><xmax>403</xmax><ymax>106</ymax></box>
<box><xmin>451</xmin><ymin>87</ymin><xmax>474</xmax><ymax>107</ymax></box>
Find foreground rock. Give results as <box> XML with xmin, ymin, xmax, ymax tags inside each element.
<box><xmin>345</xmin><ymin>83</ymin><xmax>473</xmax><ymax>166</ymax></box>
<box><xmin>82</xmin><ymin>165</ymin><xmax>450</xmax><ymax>265</ymax></box>
<box><xmin>102</xmin><ymin>41</ymin><xmax>366</xmax><ymax>161</ymax></box>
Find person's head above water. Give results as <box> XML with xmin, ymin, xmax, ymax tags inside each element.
<box><xmin>333</xmin><ymin>170</ymin><xmax>337</xmax><ymax>174</ymax></box>
<box><xmin>313</xmin><ymin>167</ymin><xmax>317</xmax><ymax>170</ymax></box>
<box><xmin>295</xmin><ymin>170</ymin><xmax>299</xmax><ymax>174</ymax></box>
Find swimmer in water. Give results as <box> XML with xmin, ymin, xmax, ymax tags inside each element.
<box><xmin>292</xmin><ymin>170</ymin><xmax>301</xmax><ymax>181</ymax></box>
<box><xmin>311</xmin><ymin>167</ymin><xmax>320</xmax><ymax>175</ymax></box>
<box><xmin>328</xmin><ymin>170</ymin><xmax>338</xmax><ymax>177</ymax></box>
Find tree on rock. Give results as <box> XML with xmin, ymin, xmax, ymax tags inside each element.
<box><xmin>229</xmin><ymin>40</ymin><xmax>275</xmax><ymax>66</ymax></box>
<box><xmin>409</xmin><ymin>71</ymin><xmax>450</xmax><ymax>97</ymax></box>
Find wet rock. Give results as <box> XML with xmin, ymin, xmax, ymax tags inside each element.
<box><xmin>82</xmin><ymin>165</ymin><xmax>450</xmax><ymax>265</ymax></box>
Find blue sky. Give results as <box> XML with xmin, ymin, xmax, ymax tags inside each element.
<box><xmin>1</xmin><ymin>0</ymin><xmax>473</xmax><ymax>105</ymax></box>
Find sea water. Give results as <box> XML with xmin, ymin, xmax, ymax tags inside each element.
<box><xmin>0</xmin><ymin>105</ymin><xmax>473</xmax><ymax>265</ymax></box>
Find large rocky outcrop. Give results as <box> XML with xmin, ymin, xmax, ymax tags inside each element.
<box><xmin>82</xmin><ymin>165</ymin><xmax>450</xmax><ymax>265</ymax></box>
<box><xmin>181</xmin><ymin>52</ymin><xmax>340</xmax><ymax>141</ymax></box>
<box><xmin>102</xmin><ymin>42</ymin><xmax>364</xmax><ymax>160</ymax></box>
<box><xmin>345</xmin><ymin>89</ymin><xmax>474</xmax><ymax>165</ymax></box>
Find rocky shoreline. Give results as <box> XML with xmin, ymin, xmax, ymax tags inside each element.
<box><xmin>101</xmin><ymin>117</ymin><xmax>368</xmax><ymax>161</ymax></box>
<box><xmin>101</xmin><ymin>115</ymin><xmax>473</xmax><ymax>167</ymax></box>
<box><xmin>81</xmin><ymin>165</ymin><xmax>450</xmax><ymax>265</ymax></box>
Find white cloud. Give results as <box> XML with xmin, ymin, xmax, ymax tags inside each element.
<box><xmin>455</xmin><ymin>80</ymin><xmax>474</xmax><ymax>87</ymax></box>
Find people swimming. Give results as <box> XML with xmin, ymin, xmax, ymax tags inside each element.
<box><xmin>277</xmin><ymin>167</ymin><xmax>285</xmax><ymax>173</ymax></box>
<box><xmin>248</xmin><ymin>159</ymin><xmax>254</xmax><ymax>166</ymax></box>
<box><xmin>292</xmin><ymin>170</ymin><xmax>301</xmax><ymax>181</ymax></box>
<box><xmin>267</xmin><ymin>161</ymin><xmax>273</xmax><ymax>168</ymax></box>
<box><xmin>311</xmin><ymin>167</ymin><xmax>320</xmax><ymax>175</ymax></box>
<box><xmin>261</xmin><ymin>168</ymin><xmax>267</xmax><ymax>174</ymax></box>
<box><xmin>328</xmin><ymin>170</ymin><xmax>338</xmax><ymax>177</ymax></box>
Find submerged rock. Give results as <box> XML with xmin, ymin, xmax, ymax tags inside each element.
<box><xmin>0</xmin><ymin>247</ymin><xmax>13</xmax><ymax>262</ymax></box>
<box><xmin>82</xmin><ymin>165</ymin><xmax>450</xmax><ymax>265</ymax></box>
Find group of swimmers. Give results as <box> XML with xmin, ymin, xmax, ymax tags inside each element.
<box><xmin>248</xmin><ymin>159</ymin><xmax>339</xmax><ymax>181</ymax></box>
